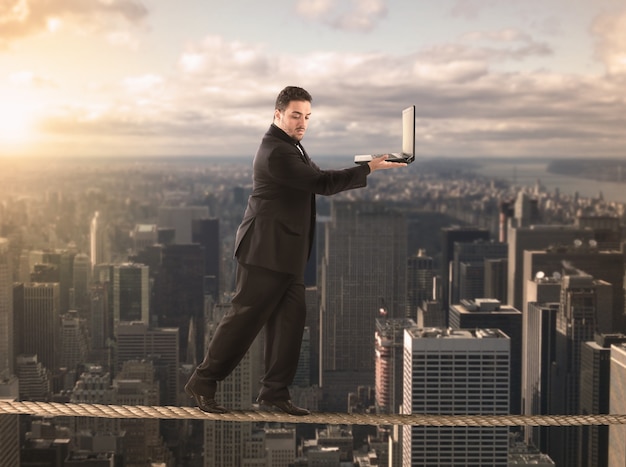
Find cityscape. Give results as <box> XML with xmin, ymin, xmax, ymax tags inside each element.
<box><xmin>1</xmin><ymin>154</ymin><xmax>626</xmax><ymax>466</ymax></box>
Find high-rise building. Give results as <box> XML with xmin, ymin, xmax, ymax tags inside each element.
<box><xmin>90</xmin><ymin>211</ymin><xmax>109</xmax><ymax>272</ymax></box>
<box><xmin>131</xmin><ymin>223</ymin><xmax>158</xmax><ymax>253</ymax></box>
<box><xmin>71</xmin><ymin>252</ymin><xmax>91</xmax><ymax>311</ymax></box>
<box><xmin>579</xmin><ymin>334</ymin><xmax>626</xmax><ymax>467</ymax></box>
<box><xmin>191</xmin><ymin>218</ymin><xmax>220</xmax><ymax>300</ymax></box>
<box><xmin>513</xmin><ymin>191</ymin><xmax>540</xmax><ymax>227</ymax></box>
<box><xmin>151</xmin><ymin>244</ymin><xmax>204</xmax><ymax>361</ymax></box>
<box><xmin>88</xmin><ymin>282</ymin><xmax>111</xmax><ymax>365</ymax></box>
<box><xmin>451</xmin><ymin>240</ymin><xmax>507</xmax><ymax>305</ymax></box>
<box><xmin>292</xmin><ymin>326</ymin><xmax>311</xmax><ymax>388</ymax></box>
<box><xmin>575</xmin><ymin>215</ymin><xmax>621</xmax><ymax>250</ymax></box>
<box><xmin>15</xmin><ymin>354</ymin><xmax>50</xmax><ymax>401</ymax></box>
<box><xmin>374</xmin><ymin>318</ymin><xmax>414</xmax><ymax>415</ymax></box>
<box><xmin>449</xmin><ymin>298</ymin><xmax>522</xmax><ymax>414</ymax></box>
<box><xmin>320</xmin><ymin>201</ymin><xmax>407</xmax><ymax>411</ymax></box>
<box><xmin>42</xmin><ymin>250</ymin><xmax>75</xmax><ymax>314</ymax></box>
<box><xmin>70</xmin><ymin>364</ymin><xmax>117</xmax><ymax>435</ymax></box>
<box><xmin>522</xmin><ymin>301</ymin><xmax>559</xmax><ymax>451</ymax></box>
<box><xmin>203</xmin><ymin>304</ymin><xmax>262</xmax><ymax>467</ymax></box>
<box><xmin>0</xmin><ymin>401</ymin><xmax>20</xmax><ymax>467</ymax></box>
<box><xmin>59</xmin><ymin>311</ymin><xmax>89</xmax><ymax>374</ymax></box>
<box><xmin>114</xmin><ymin>360</ymin><xmax>173</xmax><ymax>466</ymax></box>
<box><xmin>265</xmin><ymin>428</ymin><xmax>296</xmax><ymax>467</ymax></box>
<box><xmin>548</xmin><ymin>274</ymin><xmax>612</xmax><ymax>467</ymax></box>
<box><xmin>507</xmin><ymin>224</ymin><xmax>594</xmax><ymax>312</ymax></box>
<box><xmin>304</xmin><ymin>286</ymin><xmax>320</xmax><ymax>386</ymax></box>
<box><xmin>484</xmin><ymin>257</ymin><xmax>508</xmax><ymax>303</ymax></box>
<box><xmin>115</xmin><ymin>322</ymin><xmax>179</xmax><ymax>405</ymax></box>
<box><xmin>113</xmin><ymin>263</ymin><xmax>149</xmax><ymax>326</ymax></box>
<box><xmin>608</xmin><ymin>343</ymin><xmax>626</xmax><ymax>467</ymax></box>
<box><xmin>440</xmin><ymin>227</ymin><xmax>490</xmax><ymax>316</ymax></box>
<box><xmin>18</xmin><ymin>283</ymin><xmax>60</xmax><ymax>372</ymax></box>
<box><xmin>157</xmin><ymin>205</ymin><xmax>209</xmax><ymax>244</ymax></box>
<box><xmin>0</xmin><ymin>238</ymin><xmax>13</xmax><ymax>376</ymax></box>
<box><xmin>522</xmin><ymin>244</ymin><xmax>625</xmax><ymax>332</ymax></box>
<box><xmin>406</xmin><ymin>250</ymin><xmax>434</xmax><ymax>319</ymax></box>
<box><xmin>402</xmin><ymin>327</ymin><xmax>510</xmax><ymax>467</ymax></box>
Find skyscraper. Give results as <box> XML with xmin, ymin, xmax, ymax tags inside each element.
<box><xmin>451</xmin><ymin>240</ymin><xmax>507</xmax><ymax>305</ymax></box>
<box><xmin>579</xmin><ymin>333</ymin><xmax>626</xmax><ymax>467</ymax></box>
<box><xmin>449</xmin><ymin>298</ymin><xmax>523</xmax><ymax>414</ymax></box>
<box><xmin>402</xmin><ymin>327</ymin><xmax>510</xmax><ymax>467</ymax></box>
<box><xmin>608</xmin><ymin>343</ymin><xmax>626</xmax><ymax>466</ymax></box>
<box><xmin>71</xmin><ymin>252</ymin><xmax>90</xmax><ymax>312</ymax></box>
<box><xmin>203</xmin><ymin>303</ymin><xmax>262</xmax><ymax>466</ymax></box>
<box><xmin>507</xmin><ymin>224</ymin><xmax>594</xmax><ymax>312</ymax></box>
<box><xmin>0</xmin><ymin>238</ymin><xmax>13</xmax><ymax>376</ymax></box>
<box><xmin>191</xmin><ymin>218</ymin><xmax>220</xmax><ymax>300</ymax></box>
<box><xmin>151</xmin><ymin>244</ymin><xmax>205</xmax><ymax>361</ymax></box>
<box><xmin>522</xmin><ymin>244</ymin><xmax>625</xmax><ymax>332</ymax></box>
<box><xmin>90</xmin><ymin>211</ymin><xmax>109</xmax><ymax>272</ymax></box>
<box><xmin>115</xmin><ymin>322</ymin><xmax>179</xmax><ymax>405</ymax></box>
<box><xmin>484</xmin><ymin>257</ymin><xmax>508</xmax><ymax>303</ymax></box>
<box><xmin>548</xmin><ymin>274</ymin><xmax>612</xmax><ymax>467</ymax></box>
<box><xmin>59</xmin><ymin>310</ymin><xmax>89</xmax><ymax>374</ymax></box>
<box><xmin>320</xmin><ymin>201</ymin><xmax>407</xmax><ymax>411</ymax></box>
<box><xmin>157</xmin><ymin>205</ymin><xmax>209</xmax><ymax>244</ymax></box>
<box><xmin>374</xmin><ymin>318</ymin><xmax>413</xmax><ymax>414</ymax></box>
<box><xmin>406</xmin><ymin>250</ymin><xmax>434</xmax><ymax>319</ymax></box>
<box><xmin>18</xmin><ymin>283</ymin><xmax>60</xmax><ymax>372</ymax></box>
<box><xmin>522</xmin><ymin>301</ymin><xmax>559</xmax><ymax>451</ymax></box>
<box><xmin>440</xmin><ymin>227</ymin><xmax>490</xmax><ymax>316</ymax></box>
<box><xmin>113</xmin><ymin>263</ymin><xmax>149</xmax><ymax>326</ymax></box>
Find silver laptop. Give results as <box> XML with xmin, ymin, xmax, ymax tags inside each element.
<box><xmin>354</xmin><ymin>105</ymin><xmax>416</xmax><ymax>164</ymax></box>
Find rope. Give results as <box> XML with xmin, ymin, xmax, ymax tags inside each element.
<box><xmin>2</xmin><ymin>401</ymin><xmax>626</xmax><ymax>426</ymax></box>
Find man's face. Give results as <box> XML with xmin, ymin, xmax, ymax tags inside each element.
<box><xmin>274</xmin><ymin>100</ymin><xmax>311</xmax><ymax>142</ymax></box>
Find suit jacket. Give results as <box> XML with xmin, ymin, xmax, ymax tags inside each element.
<box><xmin>234</xmin><ymin>124</ymin><xmax>370</xmax><ymax>276</ymax></box>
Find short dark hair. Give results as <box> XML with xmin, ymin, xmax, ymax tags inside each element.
<box><xmin>275</xmin><ymin>86</ymin><xmax>312</xmax><ymax>111</ymax></box>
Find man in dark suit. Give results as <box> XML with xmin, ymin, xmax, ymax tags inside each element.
<box><xmin>185</xmin><ymin>86</ymin><xmax>406</xmax><ymax>415</ymax></box>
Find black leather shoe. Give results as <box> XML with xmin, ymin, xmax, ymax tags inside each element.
<box><xmin>258</xmin><ymin>399</ymin><xmax>310</xmax><ymax>416</ymax></box>
<box><xmin>185</xmin><ymin>383</ymin><xmax>228</xmax><ymax>414</ymax></box>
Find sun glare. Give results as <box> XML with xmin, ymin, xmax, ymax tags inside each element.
<box><xmin>0</xmin><ymin>96</ymin><xmax>35</xmax><ymax>144</ymax></box>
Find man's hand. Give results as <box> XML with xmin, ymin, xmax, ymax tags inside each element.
<box><xmin>368</xmin><ymin>155</ymin><xmax>408</xmax><ymax>172</ymax></box>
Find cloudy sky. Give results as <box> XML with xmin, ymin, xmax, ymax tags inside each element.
<box><xmin>1</xmin><ymin>0</ymin><xmax>625</xmax><ymax>159</ymax></box>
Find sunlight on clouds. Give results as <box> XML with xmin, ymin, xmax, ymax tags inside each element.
<box><xmin>592</xmin><ymin>10</ymin><xmax>626</xmax><ymax>76</ymax></box>
<box><xmin>295</xmin><ymin>0</ymin><xmax>334</xmax><ymax>18</ymax></box>
<box><xmin>123</xmin><ymin>74</ymin><xmax>164</xmax><ymax>94</ymax></box>
<box><xmin>295</xmin><ymin>0</ymin><xmax>387</xmax><ymax>32</ymax></box>
<box><xmin>106</xmin><ymin>31</ymin><xmax>139</xmax><ymax>50</ymax></box>
<box><xmin>4</xmin><ymin>0</ymin><xmax>29</xmax><ymax>23</ymax></box>
<box><xmin>413</xmin><ymin>60</ymin><xmax>487</xmax><ymax>83</ymax></box>
<box><xmin>0</xmin><ymin>92</ymin><xmax>38</xmax><ymax>144</ymax></box>
<box><xmin>180</xmin><ymin>53</ymin><xmax>205</xmax><ymax>73</ymax></box>
<box><xmin>46</xmin><ymin>17</ymin><xmax>61</xmax><ymax>32</ymax></box>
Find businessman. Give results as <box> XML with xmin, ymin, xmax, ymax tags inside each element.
<box><xmin>185</xmin><ymin>86</ymin><xmax>406</xmax><ymax>415</ymax></box>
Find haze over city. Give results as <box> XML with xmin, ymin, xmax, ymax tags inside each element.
<box><xmin>1</xmin><ymin>0</ymin><xmax>625</xmax><ymax>159</ymax></box>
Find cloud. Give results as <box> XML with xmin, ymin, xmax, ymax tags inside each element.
<box><xmin>26</xmin><ymin>33</ymin><xmax>626</xmax><ymax>159</ymax></box>
<box><xmin>0</xmin><ymin>0</ymin><xmax>148</xmax><ymax>47</ymax></box>
<box><xmin>591</xmin><ymin>9</ymin><xmax>626</xmax><ymax>76</ymax></box>
<box><xmin>449</xmin><ymin>0</ymin><xmax>499</xmax><ymax>19</ymax></box>
<box><xmin>295</xmin><ymin>0</ymin><xmax>388</xmax><ymax>32</ymax></box>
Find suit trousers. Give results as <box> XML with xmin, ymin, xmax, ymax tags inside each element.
<box><xmin>195</xmin><ymin>262</ymin><xmax>306</xmax><ymax>402</ymax></box>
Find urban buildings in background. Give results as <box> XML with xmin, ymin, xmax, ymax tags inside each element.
<box><xmin>0</xmin><ymin>155</ymin><xmax>625</xmax><ymax>466</ymax></box>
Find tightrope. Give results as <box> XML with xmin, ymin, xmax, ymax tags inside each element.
<box><xmin>2</xmin><ymin>401</ymin><xmax>626</xmax><ymax>426</ymax></box>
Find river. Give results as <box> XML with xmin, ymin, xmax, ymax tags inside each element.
<box><xmin>474</xmin><ymin>159</ymin><xmax>626</xmax><ymax>204</ymax></box>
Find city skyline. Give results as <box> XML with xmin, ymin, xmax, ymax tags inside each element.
<box><xmin>1</xmin><ymin>155</ymin><xmax>626</xmax><ymax>465</ymax></box>
<box><xmin>1</xmin><ymin>0</ymin><xmax>625</xmax><ymax>159</ymax></box>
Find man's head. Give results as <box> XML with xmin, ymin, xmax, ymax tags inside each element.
<box><xmin>273</xmin><ymin>86</ymin><xmax>312</xmax><ymax>142</ymax></box>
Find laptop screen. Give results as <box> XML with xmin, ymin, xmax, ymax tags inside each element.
<box><xmin>402</xmin><ymin>105</ymin><xmax>416</xmax><ymax>157</ymax></box>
